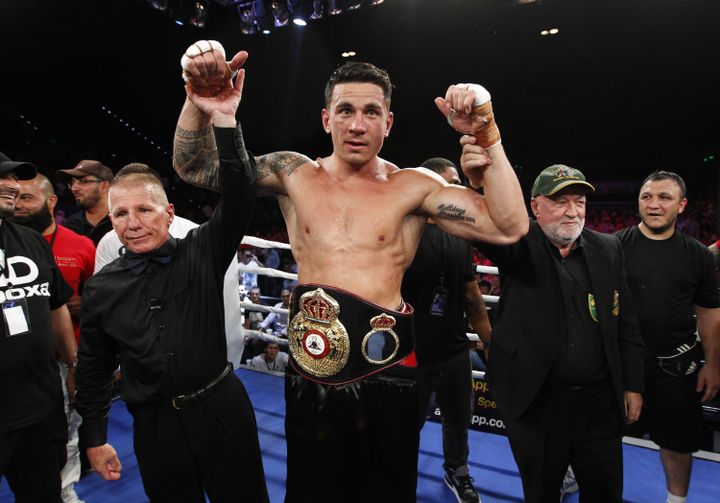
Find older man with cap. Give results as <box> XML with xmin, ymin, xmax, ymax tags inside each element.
<box><xmin>472</xmin><ymin>163</ymin><xmax>645</xmax><ymax>502</ymax></box>
<box><xmin>0</xmin><ymin>152</ymin><xmax>78</xmax><ymax>502</ymax></box>
<box><xmin>57</xmin><ymin>160</ymin><xmax>114</xmax><ymax>245</ymax></box>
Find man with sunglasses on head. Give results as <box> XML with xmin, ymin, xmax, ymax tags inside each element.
<box><xmin>57</xmin><ymin>161</ymin><xmax>114</xmax><ymax>246</ymax></box>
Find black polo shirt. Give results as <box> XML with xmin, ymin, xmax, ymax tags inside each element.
<box><xmin>64</xmin><ymin>212</ymin><xmax>112</xmax><ymax>246</ymax></box>
<box><xmin>545</xmin><ymin>235</ymin><xmax>609</xmax><ymax>387</ymax></box>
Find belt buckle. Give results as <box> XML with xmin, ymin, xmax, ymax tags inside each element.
<box><xmin>172</xmin><ymin>395</ymin><xmax>187</xmax><ymax>410</ymax></box>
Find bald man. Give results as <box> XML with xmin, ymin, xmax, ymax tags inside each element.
<box><xmin>13</xmin><ymin>174</ymin><xmax>95</xmax><ymax>503</ymax></box>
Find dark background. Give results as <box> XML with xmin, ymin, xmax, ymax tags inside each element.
<box><xmin>1</xmin><ymin>0</ymin><xmax>718</xmax><ymax>216</ymax></box>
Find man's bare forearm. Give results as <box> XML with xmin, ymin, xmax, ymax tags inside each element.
<box><xmin>51</xmin><ymin>305</ymin><xmax>77</xmax><ymax>365</ymax></box>
<box><xmin>466</xmin><ymin>295</ymin><xmax>492</xmax><ymax>344</ymax></box>
<box><xmin>696</xmin><ymin>306</ymin><xmax>720</xmax><ymax>368</ymax></box>
<box><xmin>482</xmin><ymin>144</ymin><xmax>528</xmax><ymax>241</ymax></box>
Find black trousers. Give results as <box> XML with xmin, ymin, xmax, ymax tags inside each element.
<box><xmin>416</xmin><ymin>350</ymin><xmax>474</xmax><ymax>473</ymax></box>
<box><xmin>128</xmin><ymin>373</ymin><xmax>269</xmax><ymax>503</ymax></box>
<box><xmin>0</xmin><ymin>400</ymin><xmax>67</xmax><ymax>503</ymax></box>
<box><xmin>506</xmin><ymin>378</ymin><xmax>623</xmax><ymax>503</ymax></box>
<box><xmin>284</xmin><ymin>367</ymin><xmax>420</xmax><ymax>503</ymax></box>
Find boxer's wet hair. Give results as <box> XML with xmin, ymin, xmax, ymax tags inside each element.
<box><xmin>421</xmin><ymin>157</ymin><xmax>458</xmax><ymax>175</ymax></box>
<box><xmin>324</xmin><ymin>61</ymin><xmax>393</xmax><ymax>107</ymax></box>
<box><xmin>109</xmin><ymin>163</ymin><xmax>169</xmax><ymax>209</ymax></box>
<box><xmin>641</xmin><ymin>170</ymin><xmax>687</xmax><ymax>199</ymax></box>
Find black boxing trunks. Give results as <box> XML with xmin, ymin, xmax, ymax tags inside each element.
<box><xmin>287</xmin><ymin>284</ymin><xmax>415</xmax><ymax>385</ymax></box>
<box><xmin>284</xmin><ymin>285</ymin><xmax>420</xmax><ymax>503</ymax></box>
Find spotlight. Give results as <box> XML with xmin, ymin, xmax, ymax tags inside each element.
<box><xmin>338</xmin><ymin>0</ymin><xmax>364</xmax><ymax>11</ymax></box>
<box><xmin>327</xmin><ymin>0</ymin><xmax>342</xmax><ymax>15</ymax></box>
<box><xmin>169</xmin><ymin>0</ymin><xmax>209</xmax><ymax>28</ymax></box>
<box><xmin>238</xmin><ymin>7</ymin><xmax>258</xmax><ymax>34</ymax></box>
<box><xmin>189</xmin><ymin>0</ymin><xmax>209</xmax><ymax>28</ymax></box>
<box><xmin>310</xmin><ymin>0</ymin><xmax>324</xmax><ymax>19</ymax></box>
<box><xmin>272</xmin><ymin>1</ymin><xmax>290</xmax><ymax>26</ymax></box>
<box><xmin>148</xmin><ymin>0</ymin><xmax>169</xmax><ymax>11</ymax></box>
<box><xmin>253</xmin><ymin>0</ymin><xmax>274</xmax><ymax>33</ymax></box>
<box><xmin>291</xmin><ymin>0</ymin><xmax>313</xmax><ymax>26</ymax></box>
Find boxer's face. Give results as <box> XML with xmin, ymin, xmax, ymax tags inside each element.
<box><xmin>638</xmin><ymin>178</ymin><xmax>686</xmax><ymax>234</ymax></box>
<box><xmin>109</xmin><ymin>183</ymin><xmax>174</xmax><ymax>254</ymax></box>
<box><xmin>322</xmin><ymin>82</ymin><xmax>394</xmax><ymax>167</ymax></box>
<box><xmin>532</xmin><ymin>186</ymin><xmax>586</xmax><ymax>247</ymax></box>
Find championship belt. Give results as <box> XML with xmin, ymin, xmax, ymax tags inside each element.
<box><xmin>288</xmin><ymin>284</ymin><xmax>414</xmax><ymax>385</ymax></box>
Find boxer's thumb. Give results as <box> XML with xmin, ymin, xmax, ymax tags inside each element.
<box><xmin>229</xmin><ymin>51</ymin><xmax>249</xmax><ymax>71</ymax></box>
<box><xmin>434</xmin><ymin>97</ymin><xmax>450</xmax><ymax>118</ymax></box>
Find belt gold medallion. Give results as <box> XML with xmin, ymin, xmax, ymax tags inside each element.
<box><xmin>288</xmin><ymin>288</ymin><xmax>350</xmax><ymax>378</ymax></box>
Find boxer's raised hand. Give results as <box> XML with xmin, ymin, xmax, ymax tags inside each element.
<box><xmin>181</xmin><ymin>40</ymin><xmax>247</xmax><ymax>98</ymax></box>
<box><xmin>435</xmin><ymin>84</ymin><xmax>501</xmax><ymax>149</ymax></box>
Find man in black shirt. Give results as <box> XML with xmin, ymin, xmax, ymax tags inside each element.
<box><xmin>474</xmin><ymin>164</ymin><xmax>645</xmax><ymax>503</ymax></box>
<box><xmin>0</xmin><ymin>152</ymin><xmax>78</xmax><ymax>502</ymax></box>
<box><xmin>617</xmin><ymin>171</ymin><xmax>720</xmax><ymax>503</ymax></box>
<box><xmin>75</xmin><ymin>71</ymin><xmax>269</xmax><ymax>502</ymax></box>
<box><xmin>402</xmin><ymin>157</ymin><xmax>491</xmax><ymax>503</ymax></box>
<box><xmin>56</xmin><ymin>160</ymin><xmax>113</xmax><ymax>245</ymax></box>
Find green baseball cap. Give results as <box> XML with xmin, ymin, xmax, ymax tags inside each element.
<box><xmin>531</xmin><ymin>164</ymin><xmax>595</xmax><ymax>197</ymax></box>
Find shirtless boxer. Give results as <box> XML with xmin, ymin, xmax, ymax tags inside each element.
<box><xmin>173</xmin><ymin>41</ymin><xmax>528</xmax><ymax>503</ymax></box>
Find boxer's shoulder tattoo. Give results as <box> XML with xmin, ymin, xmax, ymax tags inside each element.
<box><xmin>437</xmin><ymin>203</ymin><xmax>476</xmax><ymax>224</ymax></box>
<box><xmin>256</xmin><ymin>151</ymin><xmax>310</xmax><ymax>180</ymax></box>
<box><xmin>173</xmin><ymin>126</ymin><xmax>220</xmax><ymax>191</ymax></box>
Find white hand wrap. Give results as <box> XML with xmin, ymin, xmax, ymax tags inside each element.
<box><xmin>455</xmin><ymin>82</ymin><xmax>500</xmax><ymax>148</ymax></box>
<box><xmin>181</xmin><ymin>40</ymin><xmax>227</xmax><ymax>80</ymax></box>
<box><xmin>455</xmin><ymin>83</ymin><xmax>492</xmax><ymax>107</ymax></box>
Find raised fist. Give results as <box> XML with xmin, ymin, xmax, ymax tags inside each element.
<box><xmin>181</xmin><ymin>40</ymin><xmax>234</xmax><ymax>97</ymax></box>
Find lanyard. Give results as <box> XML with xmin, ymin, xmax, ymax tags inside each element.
<box><xmin>48</xmin><ymin>226</ymin><xmax>58</xmax><ymax>250</ymax></box>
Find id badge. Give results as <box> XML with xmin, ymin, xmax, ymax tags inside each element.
<box><xmin>3</xmin><ymin>298</ymin><xmax>32</xmax><ymax>337</ymax></box>
<box><xmin>429</xmin><ymin>286</ymin><xmax>449</xmax><ymax>317</ymax></box>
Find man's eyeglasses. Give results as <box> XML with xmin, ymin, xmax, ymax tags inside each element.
<box><xmin>67</xmin><ymin>177</ymin><xmax>103</xmax><ymax>189</ymax></box>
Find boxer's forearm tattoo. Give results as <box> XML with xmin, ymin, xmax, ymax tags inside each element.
<box><xmin>173</xmin><ymin>126</ymin><xmax>220</xmax><ymax>190</ymax></box>
<box><xmin>437</xmin><ymin>203</ymin><xmax>476</xmax><ymax>223</ymax></box>
<box><xmin>256</xmin><ymin>152</ymin><xmax>308</xmax><ymax>181</ymax></box>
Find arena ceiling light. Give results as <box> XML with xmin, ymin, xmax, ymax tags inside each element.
<box><xmin>238</xmin><ymin>5</ymin><xmax>258</xmax><ymax>33</ymax></box>
<box><xmin>167</xmin><ymin>0</ymin><xmax>208</xmax><ymax>27</ymax></box>
<box><xmin>190</xmin><ymin>1</ymin><xmax>209</xmax><ymax>27</ymax></box>
<box><xmin>291</xmin><ymin>0</ymin><xmax>313</xmax><ymax>26</ymax></box>
<box><xmin>272</xmin><ymin>0</ymin><xmax>290</xmax><ymax>26</ymax></box>
<box><xmin>149</xmin><ymin>0</ymin><xmax>169</xmax><ymax>11</ymax></box>
<box><xmin>251</xmin><ymin>0</ymin><xmax>274</xmax><ymax>33</ymax></box>
<box><xmin>540</xmin><ymin>27</ymin><xmax>559</xmax><ymax>36</ymax></box>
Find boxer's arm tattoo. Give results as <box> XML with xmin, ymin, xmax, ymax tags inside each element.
<box><xmin>437</xmin><ymin>203</ymin><xmax>477</xmax><ymax>223</ymax></box>
<box><xmin>173</xmin><ymin>126</ymin><xmax>220</xmax><ymax>190</ymax></box>
<box><xmin>256</xmin><ymin>152</ymin><xmax>309</xmax><ymax>180</ymax></box>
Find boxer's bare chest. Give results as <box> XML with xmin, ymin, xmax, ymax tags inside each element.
<box><xmin>282</xmin><ymin>165</ymin><xmax>421</xmax><ymax>259</ymax></box>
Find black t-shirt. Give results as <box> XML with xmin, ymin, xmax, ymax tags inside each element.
<box><xmin>0</xmin><ymin>220</ymin><xmax>73</xmax><ymax>432</ymax></box>
<box><xmin>617</xmin><ymin>225</ymin><xmax>720</xmax><ymax>355</ymax></box>
<box><xmin>64</xmin><ymin>212</ymin><xmax>112</xmax><ymax>246</ymax></box>
<box><xmin>401</xmin><ymin>224</ymin><xmax>475</xmax><ymax>365</ymax></box>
